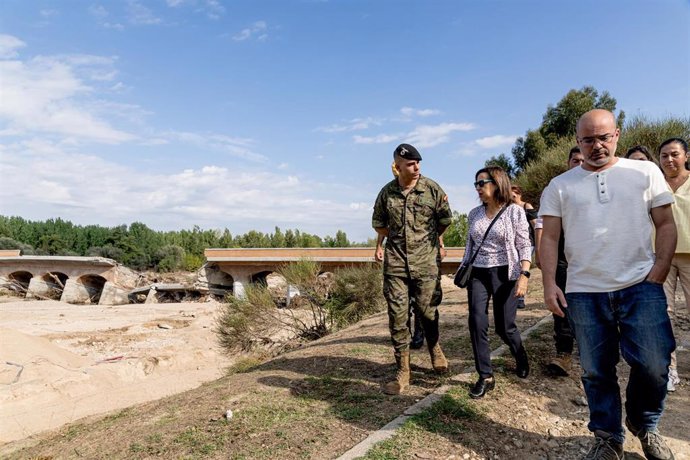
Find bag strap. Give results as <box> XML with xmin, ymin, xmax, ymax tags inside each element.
<box><xmin>467</xmin><ymin>205</ymin><xmax>508</xmax><ymax>265</ymax></box>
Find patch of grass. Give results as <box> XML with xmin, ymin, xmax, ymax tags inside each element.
<box><xmin>60</xmin><ymin>423</ymin><xmax>86</xmax><ymax>441</ymax></box>
<box><xmin>173</xmin><ymin>426</ymin><xmax>223</xmax><ymax>457</ymax></box>
<box><xmin>100</xmin><ymin>408</ymin><xmax>131</xmax><ymax>427</ymax></box>
<box><xmin>125</xmin><ymin>433</ymin><xmax>168</xmax><ymax>457</ymax></box>
<box><xmin>363</xmin><ymin>433</ymin><xmax>413</xmax><ymax>460</ymax></box>
<box><xmin>442</xmin><ymin>335</ymin><xmax>472</xmax><ymax>355</ymax></box>
<box><xmin>297</xmin><ymin>376</ymin><xmax>387</xmax><ymax>423</ymax></box>
<box><xmin>363</xmin><ymin>388</ymin><xmax>481</xmax><ymax>459</ymax></box>
<box><xmin>409</xmin><ymin>389</ymin><xmax>479</xmax><ymax>436</ymax></box>
<box><xmin>226</xmin><ymin>356</ymin><xmax>266</xmax><ymax>375</ymax></box>
<box><xmin>347</xmin><ymin>345</ymin><xmax>381</xmax><ymax>357</ymax></box>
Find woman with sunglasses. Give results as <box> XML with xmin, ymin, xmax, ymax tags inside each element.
<box><xmin>461</xmin><ymin>166</ymin><xmax>532</xmax><ymax>398</ymax></box>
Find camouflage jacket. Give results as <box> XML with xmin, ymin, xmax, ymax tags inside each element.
<box><xmin>372</xmin><ymin>176</ymin><xmax>452</xmax><ymax>277</ymax></box>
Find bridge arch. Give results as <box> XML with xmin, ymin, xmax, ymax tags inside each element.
<box><xmin>8</xmin><ymin>271</ymin><xmax>33</xmax><ymax>293</ymax></box>
<box><xmin>40</xmin><ymin>272</ymin><xmax>69</xmax><ymax>300</ymax></box>
<box><xmin>250</xmin><ymin>270</ymin><xmax>274</xmax><ymax>285</ymax></box>
<box><xmin>80</xmin><ymin>274</ymin><xmax>107</xmax><ymax>303</ymax></box>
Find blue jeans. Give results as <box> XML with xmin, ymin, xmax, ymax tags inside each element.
<box><xmin>566</xmin><ymin>281</ymin><xmax>675</xmax><ymax>444</ymax></box>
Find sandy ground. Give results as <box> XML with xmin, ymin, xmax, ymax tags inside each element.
<box><xmin>0</xmin><ymin>298</ymin><xmax>234</xmax><ymax>444</ymax></box>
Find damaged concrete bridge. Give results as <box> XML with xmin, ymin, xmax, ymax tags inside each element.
<box><xmin>0</xmin><ymin>247</ymin><xmax>465</xmax><ymax>305</ymax></box>
<box><xmin>201</xmin><ymin>247</ymin><xmax>465</xmax><ymax>298</ymax></box>
<box><xmin>0</xmin><ymin>250</ymin><xmax>140</xmax><ymax>305</ymax></box>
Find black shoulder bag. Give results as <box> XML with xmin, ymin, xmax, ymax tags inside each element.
<box><xmin>454</xmin><ymin>205</ymin><xmax>508</xmax><ymax>288</ymax></box>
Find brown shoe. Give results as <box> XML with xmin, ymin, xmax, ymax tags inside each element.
<box><xmin>547</xmin><ymin>352</ymin><xmax>572</xmax><ymax>377</ymax></box>
<box><xmin>383</xmin><ymin>350</ymin><xmax>410</xmax><ymax>395</ymax></box>
<box><xmin>429</xmin><ymin>343</ymin><xmax>449</xmax><ymax>374</ymax></box>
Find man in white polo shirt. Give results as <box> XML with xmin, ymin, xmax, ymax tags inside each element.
<box><xmin>539</xmin><ymin>109</ymin><xmax>677</xmax><ymax>460</ymax></box>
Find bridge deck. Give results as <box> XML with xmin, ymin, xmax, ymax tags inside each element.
<box><xmin>204</xmin><ymin>247</ymin><xmax>465</xmax><ymax>274</ymax></box>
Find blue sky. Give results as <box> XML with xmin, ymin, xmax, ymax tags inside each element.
<box><xmin>0</xmin><ymin>0</ymin><xmax>688</xmax><ymax>242</ymax></box>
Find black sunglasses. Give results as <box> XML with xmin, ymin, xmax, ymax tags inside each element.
<box><xmin>474</xmin><ymin>179</ymin><xmax>494</xmax><ymax>188</ymax></box>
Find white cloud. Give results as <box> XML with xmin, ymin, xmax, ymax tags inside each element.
<box><xmin>233</xmin><ymin>21</ymin><xmax>268</xmax><ymax>41</ymax></box>
<box><xmin>103</xmin><ymin>22</ymin><xmax>125</xmax><ymax>31</ymax></box>
<box><xmin>349</xmin><ymin>202</ymin><xmax>372</xmax><ymax>211</ymax></box>
<box><xmin>127</xmin><ymin>0</ymin><xmax>162</xmax><ymax>25</ymax></box>
<box><xmin>316</xmin><ymin>117</ymin><xmax>382</xmax><ymax>133</ymax></box>
<box><xmin>0</xmin><ymin>142</ymin><xmax>376</xmax><ymax>239</ymax></box>
<box><xmin>202</xmin><ymin>0</ymin><xmax>226</xmax><ymax>19</ymax></box>
<box><xmin>353</xmin><ymin>133</ymin><xmax>400</xmax><ymax>144</ymax></box>
<box><xmin>407</xmin><ymin>122</ymin><xmax>476</xmax><ymax>148</ymax></box>
<box><xmin>164</xmin><ymin>131</ymin><xmax>266</xmax><ymax>162</ymax></box>
<box><xmin>166</xmin><ymin>0</ymin><xmax>225</xmax><ymax>19</ymax></box>
<box><xmin>444</xmin><ymin>184</ymin><xmax>480</xmax><ymax>215</ymax></box>
<box><xmin>40</xmin><ymin>9</ymin><xmax>59</xmax><ymax>18</ymax></box>
<box><xmin>88</xmin><ymin>4</ymin><xmax>109</xmax><ymax>19</ymax></box>
<box><xmin>0</xmin><ymin>35</ymin><xmax>26</xmax><ymax>59</ymax></box>
<box><xmin>474</xmin><ymin>134</ymin><xmax>518</xmax><ymax>149</ymax></box>
<box><xmin>400</xmin><ymin>107</ymin><xmax>440</xmax><ymax>118</ymax></box>
<box><xmin>0</xmin><ymin>53</ymin><xmax>135</xmax><ymax>143</ymax></box>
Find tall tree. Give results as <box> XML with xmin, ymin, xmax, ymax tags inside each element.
<box><xmin>512</xmin><ymin>86</ymin><xmax>619</xmax><ymax>173</ymax></box>
<box><xmin>484</xmin><ymin>153</ymin><xmax>516</xmax><ymax>178</ymax></box>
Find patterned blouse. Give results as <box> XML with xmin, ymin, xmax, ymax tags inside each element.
<box><xmin>461</xmin><ymin>203</ymin><xmax>532</xmax><ymax>280</ymax></box>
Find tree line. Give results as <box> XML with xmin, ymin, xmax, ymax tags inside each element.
<box><xmin>0</xmin><ymin>215</ymin><xmax>470</xmax><ymax>272</ymax></box>
<box><xmin>0</xmin><ymin>217</ymin><xmax>356</xmax><ymax>272</ymax></box>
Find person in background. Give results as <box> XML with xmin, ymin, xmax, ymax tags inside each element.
<box><xmin>373</xmin><ymin>143</ymin><xmax>452</xmax><ymax>395</ymax></box>
<box><xmin>462</xmin><ymin>166</ymin><xmax>532</xmax><ymax>399</ymax></box>
<box><xmin>534</xmin><ymin>146</ymin><xmax>584</xmax><ymax>377</ymax></box>
<box><xmin>625</xmin><ymin>145</ymin><xmax>656</xmax><ymax>163</ymax></box>
<box><xmin>510</xmin><ymin>185</ymin><xmax>537</xmax><ymax>309</ymax></box>
<box><xmin>658</xmin><ymin>137</ymin><xmax>690</xmax><ymax>393</ymax></box>
<box><xmin>540</xmin><ymin>110</ymin><xmax>676</xmax><ymax>460</ymax></box>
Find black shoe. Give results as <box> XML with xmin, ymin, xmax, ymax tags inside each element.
<box><xmin>410</xmin><ymin>335</ymin><xmax>424</xmax><ymax>349</ymax></box>
<box><xmin>516</xmin><ymin>347</ymin><xmax>529</xmax><ymax>379</ymax></box>
<box><xmin>469</xmin><ymin>376</ymin><xmax>495</xmax><ymax>399</ymax></box>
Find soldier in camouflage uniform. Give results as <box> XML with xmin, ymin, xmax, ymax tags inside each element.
<box><xmin>372</xmin><ymin>143</ymin><xmax>453</xmax><ymax>395</ymax></box>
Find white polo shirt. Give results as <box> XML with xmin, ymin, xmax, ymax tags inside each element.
<box><xmin>539</xmin><ymin>158</ymin><xmax>674</xmax><ymax>293</ymax></box>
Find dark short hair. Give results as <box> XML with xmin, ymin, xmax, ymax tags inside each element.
<box><xmin>568</xmin><ymin>146</ymin><xmax>581</xmax><ymax>161</ymax></box>
<box><xmin>510</xmin><ymin>184</ymin><xmax>523</xmax><ymax>195</ymax></box>
<box><xmin>625</xmin><ymin>145</ymin><xmax>653</xmax><ymax>161</ymax></box>
<box><xmin>475</xmin><ymin>166</ymin><xmax>512</xmax><ymax>206</ymax></box>
<box><xmin>658</xmin><ymin>137</ymin><xmax>688</xmax><ymax>154</ymax></box>
<box><xmin>658</xmin><ymin>137</ymin><xmax>690</xmax><ymax>170</ymax></box>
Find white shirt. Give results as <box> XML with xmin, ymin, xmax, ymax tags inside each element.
<box><xmin>539</xmin><ymin>158</ymin><xmax>674</xmax><ymax>293</ymax></box>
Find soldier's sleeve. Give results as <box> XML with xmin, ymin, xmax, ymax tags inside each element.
<box><xmin>435</xmin><ymin>184</ymin><xmax>452</xmax><ymax>227</ymax></box>
<box><xmin>372</xmin><ymin>188</ymin><xmax>388</xmax><ymax>229</ymax></box>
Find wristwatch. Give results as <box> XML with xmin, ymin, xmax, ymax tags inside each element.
<box><xmin>520</xmin><ymin>270</ymin><xmax>531</xmax><ymax>278</ymax></box>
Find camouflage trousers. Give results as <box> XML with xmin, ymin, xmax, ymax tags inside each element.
<box><xmin>384</xmin><ymin>274</ymin><xmax>442</xmax><ymax>352</ymax></box>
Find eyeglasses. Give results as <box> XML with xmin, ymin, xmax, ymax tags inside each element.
<box><xmin>474</xmin><ymin>179</ymin><xmax>494</xmax><ymax>188</ymax></box>
<box><xmin>577</xmin><ymin>133</ymin><xmax>616</xmax><ymax>146</ymax></box>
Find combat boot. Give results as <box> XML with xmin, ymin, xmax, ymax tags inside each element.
<box><xmin>547</xmin><ymin>352</ymin><xmax>572</xmax><ymax>377</ymax></box>
<box><xmin>383</xmin><ymin>350</ymin><xmax>410</xmax><ymax>395</ymax></box>
<box><xmin>428</xmin><ymin>343</ymin><xmax>449</xmax><ymax>374</ymax></box>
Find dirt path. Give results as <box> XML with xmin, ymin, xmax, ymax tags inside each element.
<box><xmin>1</xmin><ymin>272</ymin><xmax>688</xmax><ymax>459</ymax></box>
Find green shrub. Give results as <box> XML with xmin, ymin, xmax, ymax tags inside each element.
<box><xmin>182</xmin><ymin>253</ymin><xmax>205</xmax><ymax>271</ymax></box>
<box><xmin>0</xmin><ymin>236</ymin><xmax>34</xmax><ymax>254</ymax></box>
<box><xmin>215</xmin><ymin>260</ymin><xmax>386</xmax><ymax>355</ymax></box>
<box><xmin>327</xmin><ymin>265</ymin><xmax>385</xmax><ymax>328</ymax></box>
<box><xmin>155</xmin><ymin>245</ymin><xmax>186</xmax><ymax>272</ymax></box>
<box><xmin>514</xmin><ymin>115</ymin><xmax>690</xmax><ymax>205</ymax></box>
